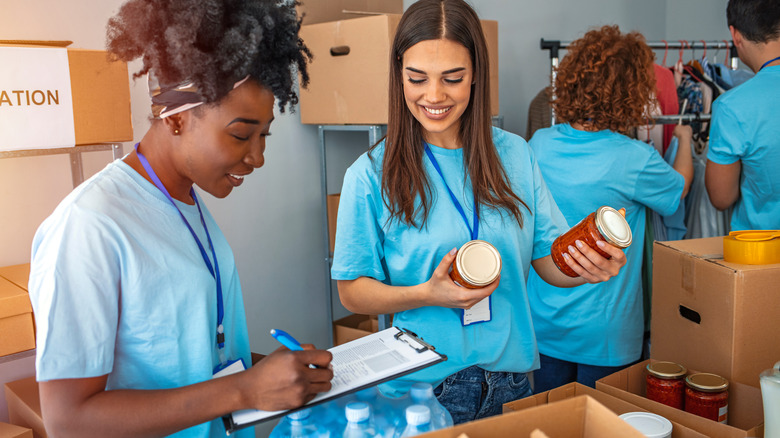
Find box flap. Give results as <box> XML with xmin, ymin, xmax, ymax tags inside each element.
<box><xmin>298</xmin><ymin>0</ymin><xmax>403</xmax><ymax>25</ymax></box>
<box><xmin>0</xmin><ymin>263</ymin><xmax>31</xmax><ymax>291</ymax></box>
<box><xmin>0</xmin><ymin>277</ymin><xmax>31</xmax><ymax>319</ymax></box>
<box><xmin>0</xmin><ymin>40</ymin><xmax>72</xmax><ymax>47</ymax></box>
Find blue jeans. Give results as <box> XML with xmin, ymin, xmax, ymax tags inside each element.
<box><xmin>434</xmin><ymin>365</ymin><xmax>532</xmax><ymax>425</ymax></box>
<box><xmin>532</xmin><ymin>353</ymin><xmax>631</xmax><ymax>394</ymax></box>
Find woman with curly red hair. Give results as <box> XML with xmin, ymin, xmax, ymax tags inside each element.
<box><xmin>527</xmin><ymin>25</ymin><xmax>694</xmax><ymax>392</ymax></box>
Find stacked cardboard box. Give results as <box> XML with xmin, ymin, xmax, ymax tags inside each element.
<box><xmin>593</xmin><ymin>237</ymin><xmax>774</xmax><ymax>438</ymax></box>
<box><xmin>333</xmin><ymin>314</ymin><xmax>380</xmax><ymax>346</ymax></box>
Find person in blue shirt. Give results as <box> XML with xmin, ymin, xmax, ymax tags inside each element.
<box><xmin>28</xmin><ymin>1</ymin><xmax>333</xmax><ymax>437</ymax></box>
<box><xmin>706</xmin><ymin>0</ymin><xmax>780</xmax><ymax>230</ymax></box>
<box><xmin>331</xmin><ymin>0</ymin><xmax>626</xmax><ymax>425</ymax></box>
<box><xmin>527</xmin><ymin>25</ymin><xmax>694</xmax><ymax>393</ymax></box>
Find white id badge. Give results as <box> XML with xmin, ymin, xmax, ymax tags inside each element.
<box><xmin>462</xmin><ymin>297</ymin><xmax>491</xmax><ymax>326</ymax></box>
<box><xmin>212</xmin><ymin>358</ymin><xmax>247</xmax><ymax>379</ymax></box>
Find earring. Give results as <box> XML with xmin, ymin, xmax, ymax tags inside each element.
<box><xmin>173</xmin><ymin>129</ymin><xmax>180</xmax><ymax>135</ymax></box>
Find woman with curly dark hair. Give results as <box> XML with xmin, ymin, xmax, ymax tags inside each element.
<box><xmin>27</xmin><ymin>1</ymin><xmax>332</xmax><ymax>436</ymax></box>
<box><xmin>332</xmin><ymin>0</ymin><xmax>627</xmax><ymax>424</ymax></box>
<box><xmin>527</xmin><ymin>25</ymin><xmax>694</xmax><ymax>393</ymax></box>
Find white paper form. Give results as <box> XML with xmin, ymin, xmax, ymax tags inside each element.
<box><xmin>226</xmin><ymin>327</ymin><xmax>445</xmax><ymax>432</ymax></box>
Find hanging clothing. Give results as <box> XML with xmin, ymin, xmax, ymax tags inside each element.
<box><xmin>653</xmin><ymin>64</ymin><xmax>680</xmax><ymax>154</ymax></box>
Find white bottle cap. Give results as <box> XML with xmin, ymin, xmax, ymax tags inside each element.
<box><xmin>619</xmin><ymin>412</ymin><xmax>673</xmax><ymax>438</ymax></box>
<box><xmin>410</xmin><ymin>382</ymin><xmax>434</xmax><ymax>401</ymax></box>
<box><xmin>345</xmin><ymin>402</ymin><xmax>370</xmax><ymax>423</ymax></box>
<box><xmin>405</xmin><ymin>405</ymin><xmax>431</xmax><ymax>426</ymax></box>
<box><xmin>287</xmin><ymin>408</ymin><xmax>310</xmax><ymax>421</ymax></box>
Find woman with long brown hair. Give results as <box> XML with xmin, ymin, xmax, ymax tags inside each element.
<box><xmin>331</xmin><ymin>0</ymin><xmax>626</xmax><ymax>424</ymax></box>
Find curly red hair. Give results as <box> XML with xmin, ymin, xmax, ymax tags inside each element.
<box><xmin>553</xmin><ymin>25</ymin><xmax>656</xmax><ymax>133</ymax></box>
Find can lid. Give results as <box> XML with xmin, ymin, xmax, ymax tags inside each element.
<box><xmin>287</xmin><ymin>408</ymin><xmax>311</xmax><ymax>421</ymax></box>
<box><xmin>595</xmin><ymin>206</ymin><xmax>632</xmax><ymax>248</ymax></box>
<box><xmin>619</xmin><ymin>412</ymin><xmax>673</xmax><ymax>438</ymax></box>
<box><xmin>685</xmin><ymin>373</ymin><xmax>729</xmax><ymax>392</ymax></box>
<box><xmin>646</xmin><ymin>361</ymin><xmax>687</xmax><ymax>379</ymax></box>
<box><xmin>456</xmin><ymin>240</ymin><xmax>502</xmax><ymax>286</ymax></box>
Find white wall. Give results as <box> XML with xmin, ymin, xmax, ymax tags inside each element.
<box><xmin>0</xmin><ymin>0</ymin><xmax>730</xmax><ymax>436</ymax></box>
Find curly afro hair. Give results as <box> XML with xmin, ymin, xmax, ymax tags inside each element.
<box><xmin>553</xmin><ymin>25</ymin><xmax>656</xmax><ymax>134</ymax></box>
<box><xmin>106</xmin><ymin>0</ymin><xmax>311</xmax><ymax>113</ymax></box>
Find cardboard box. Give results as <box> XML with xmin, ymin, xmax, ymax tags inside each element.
<box><xmin>504</xmin><ymin>382</ymin><xmax>708</xmax><ymax>438</ymax></box>
<box><xmin>327</xmin><ymin>194</ymin><xmax>340</xmax><ymax>253</ymax></box>
<box><xmin>0</xmin><ymin>264</ymin><xmax>30</xmax><ymax>292</ymax></box>
<box><xmin>299</xmin><ymin>15</ymin><xmax>499</xmax><ymax>124</ymax></box>
<box><xmin>0</xmin><ymin>422</ymin><xmax>33</xmax><ymax>438</ymax></box>
<box><xmin>597</xmin><ymin>359</ymin><xmax>764</xmax><ymax>438</ymax></box>
<box><xmin>418</xmin><ymin>395</ymin><xmax>645</xmax><ymax>437</ymax></box>
<box><xmin>650</xmin><ymin>237</ymin><xmax>780</xmax><ymax>388</ymax></box>
<box><xmin>0</xmin><ymin>277</ymin><xmax>34</xmax><ymax>357</ymax></box>
<box><xmin>333</xmin><ymin>313</ymin><xmax>380</xmax><ymax>346</ymax></box>
<box><xmin>0</xmin><ymin>41</ymin><xmax>133</xmax><ymax>148</ymax></box>
<box><xmin>298</xmin><ymin>0</ymin><xmax>403</xmax><ymax>25</ymax></box>
<box><xmin>4</xmin><ymin>377</ymin><xmax>46</xmax><ymax>438</ymax></box>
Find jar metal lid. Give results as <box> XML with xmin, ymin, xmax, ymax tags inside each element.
<box><xmin>685</xmin><ymin>373</ymin><xmax>729</xmax><ymax>392</ymax></box>
<box><xmin>595</xmin><ymin>206</ymin><xmax>632</xmax><ymax>248</ymax></box>
<box><xmin>455</xmin><ymin>240</ymin><xmax>502</xmax><ymax>287</ymax></box>
<box><xmin>619</xmin><ymin>412</ymin><xmax>673</xmax><ymax>438</ymax></box>
<box><xmin>646</xmin><ymin>361</ymin><xmax>687</xmax><ymax>379</ymax></box>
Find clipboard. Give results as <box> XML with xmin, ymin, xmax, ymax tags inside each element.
<box><xmin>223</xmin><ymin>326</ymin><xmax>446</xmax><ymax>434</ymax></box>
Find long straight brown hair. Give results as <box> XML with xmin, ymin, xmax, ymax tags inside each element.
<box><xmin>375</xmin><ymin>0</ymin><xmax>529</xmax><ymax>229</ymax></box>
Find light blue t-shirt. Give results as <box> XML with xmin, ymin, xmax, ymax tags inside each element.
<box><xmin>708</xmin><ymin>64</ymin><xmax>780</xmax><ymax>231</ymax></box>
<box><xmin>527</xmin><ymin>124</ymin><xmax>684</xmax><ymax>367</ymax></box>
<box><xmin>29</xmin><ymin>160</ymin><xmax>253</xmax><ymax>438</ymax></box>
<box><xmin>331</xmin><ymin>127</ymin><xmax>567</xmax><ymax>390</ymax></box>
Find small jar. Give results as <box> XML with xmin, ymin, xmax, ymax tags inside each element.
<box><xmin>646</xmin><ymin>361</ymin><xmax>687</xmax><ymax>409</ymax></box>
<box><xmin>449</xmin><ymin>240</ymin><xmax>501</xmax><ymax>288</ymax></box>
<box><xmin>551</xmin><ymin>206</ymin><xmax>632</xmax><ymax>277</ymax></box>
<box><xmin>684</xmin><ymin>373</ymin><xmax>729</xmax><ymax>423</ymax></box>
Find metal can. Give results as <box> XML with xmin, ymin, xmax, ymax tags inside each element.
<box><xmin>646</xmin><ymin>361</ymin><xmax>687</xmax><ymax>410</ymax></box>
<box><xmin>684</xmin><ymin>373</ymin><xmax>729</xmax><ymax>423</ymax></box>
<box><xmin>551</xmin><ymin>206</ymin><xmax>632</xmax><ymax>277</ymax></box>
<box><xmin>449</xmin><ymin>240</ymin><xmax>502</xmax><ymax>288</ymax></box>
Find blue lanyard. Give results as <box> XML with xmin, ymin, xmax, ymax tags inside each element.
<box><xmin>133</xmin><ymin>143</ymin><xmax>226</xmax><ymax>359</ymax></box>
<box><xmin>759</xmin><ymin>56</ymin><xmax>780</xmax><ymax>71</ymax></box>
<box><xmin>424</xmin><ymin>143</ymin><xmax>479</xmax><ymax>240</ymax></box>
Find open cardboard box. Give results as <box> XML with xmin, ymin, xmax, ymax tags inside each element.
<box><xmin>504</xmin><ymin>382</ymin><xmax>708</xmax><ymax>438</ymax></box>
<box><xmin>0</xmin><ymin>422</ymin><xmax>33</xmax><ymax>438</ymax></box>
<box><xmin>298</xmin><ymin>14</ymin><xmax>499</xmax><ymax>124</ymax></box>
<box><xmin>596</xmin><ymin>359</ymin><xmax>764</xmax><ymax>438</ymax></box>
<box><xmin>651</xmin><ymin>237</ymin><xmax>780</xmax><ymax>388</ymax></box>
<box><xmin>418</xmin><ymin>395</ymin><xmax>645</xmax><ymax>437</ymax></box>
<box><xmin>4</xmin><ymin>377</ymin><xmax>46</xmax><ymax>438</ymax></box>
<box><xmin>333</xmin><ymin>313</ymin><xmax>381</xmax><ymax>346</ymax></box>
<box><xmin>0</xmin><ymin>41</ymin><xmax>132</xmax><ymax>149</ymax></box>
<box><xmin>0</xmin><ymin>276</ymin><xmax>35</xmax><ymax>357</ymax></box>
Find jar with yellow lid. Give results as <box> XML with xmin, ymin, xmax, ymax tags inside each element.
<box><xmin>449</xmin><ymin>240</ymin><xmax>502</xmax><ymax>288</ymax></box>
<box><xmin>551</xmin><ymin>206</ymin><xmax>632</xmax><ymax>277</ymax></box>
<box><xmin>684</xmin><ymin>373</ymin><xmax>729</xmax><ymax>423</ymax></box>
<box><xmin>646</xmin><ymin>361</ymin><xmax>687</xmax><ymax>409</ymax></box>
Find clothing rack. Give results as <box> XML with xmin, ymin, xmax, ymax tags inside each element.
<box><xmin>652</xmin><ymin>113</ymin><xmax>711</xmax><ymax>125</ymax></box>
<box><xmin>540</xmin><ymin>39</ymin><xmax>738</xmax><ymax>125</ymax></box>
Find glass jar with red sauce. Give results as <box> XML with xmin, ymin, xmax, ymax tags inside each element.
<box><xmin>551</xmin><ymin>206</ymin><xmax>632</xmax><ymax>277</ymax></box>
<box><xmin>449</xmin><ymin>240</ymin><xmax>502</xmax><ymax>288</ymax></box>
<box><xmin>646</xmin><ymin>361</ymin><xmax>687</xmax><ymax>409</ymax></box>
<box><xmin>684</xmin><ymin>373</ymin><xmax>729</xmax><ymax>423</ymax></box>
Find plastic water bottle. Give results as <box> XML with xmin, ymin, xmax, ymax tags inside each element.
<box><xmin>399</xmin><ymin>405</ymin><xmax>432</xmax><ymax>437</ymax></box>
<box><xmin>269</xmin><ymin>408</ymin><xmax>320</xmax><ymax>438</ymax></box>
<box><xmin>342</xmin><ymin>402</ymin><xmax>376</xmax><ymax>438</ymax></box>
<box><xmin>409</xmin><ymin>382</ymin><xmax>453</xmax><ymax>429</ymax></box>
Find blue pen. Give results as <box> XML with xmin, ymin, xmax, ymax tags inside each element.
<box><xmin>270</xmin><ymin>328</ymin><xmax>304</xmax><ymax>351</ymax></box>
